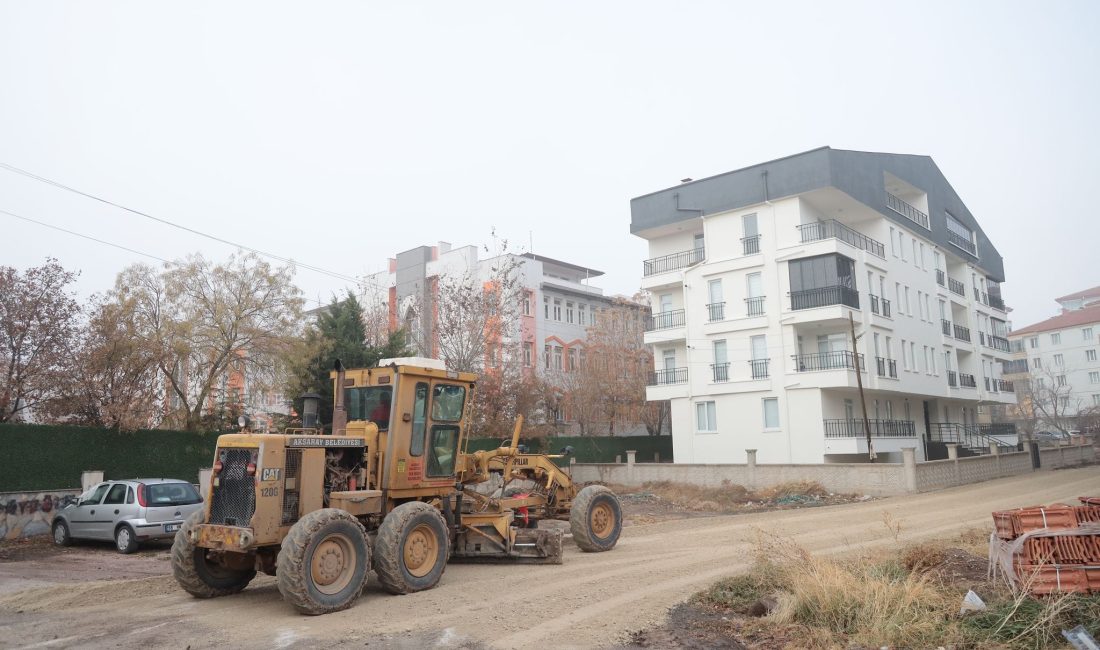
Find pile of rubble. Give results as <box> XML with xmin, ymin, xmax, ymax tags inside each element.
<box><xmin>990</xmin><ymin>497</ymin><xmax>1100</xmax><ymax>595</ymax></box>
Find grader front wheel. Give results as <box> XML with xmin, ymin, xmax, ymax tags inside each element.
<box><xmin>570</xmin><ymin>485</ymin><xmax>622</xmax><ymax>552</ymax></box>
<box><xmin>277</xmin><ymin>509</ymin><xmax>371</xmax><ymax>615</ymax></box>
<box><xmin>374</xmin><ymin>501</ymin><xmax>449</xmax><ymax>594</ymax></box>
<box><xmin>172</xmin><ymin>511</ymin><xmax>256</xmax><ymax>598</ymax></box>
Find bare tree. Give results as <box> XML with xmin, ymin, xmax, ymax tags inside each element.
<box><xmin>113</xmin><ymin>253</ymin><xmax>305</xmax><ymax>430</ymax></box>
<box><xmin>1016</xmin><ymin>365</ymin><xmax>1082</xmax><ymax>435</ymax></box>
<box><xmin>0</xmin><ymin>259</ymin><xmax>81</xmax><ymax>422</ymax></box>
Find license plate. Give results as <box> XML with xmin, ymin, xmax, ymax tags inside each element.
<box><xmin>164</xmin><ymin>523</ymin><xmax>181</xmax><ymax>533</ymax></box>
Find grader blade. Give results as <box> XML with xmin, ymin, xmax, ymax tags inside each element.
<box><xmin>450</xmin><ymin>527</ymin><xmax>563</xmax><ymax>565</ymax></box>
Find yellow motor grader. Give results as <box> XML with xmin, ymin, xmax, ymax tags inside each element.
<box><xmin>171</xmin><ymin>358</ymin><xmax>622</xmax><ymax>614</ymax></box>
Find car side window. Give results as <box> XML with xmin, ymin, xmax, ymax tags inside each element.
<box><xmin>82</xmin><ymin>483</ymin><xmax>110</xmax><ymax>505</ymax></box>
<box><xmin>104</xmin><ymin>484</ymin><xmax>127</xmax><ymax>505</ymax></box>
<box><xmin>126</xmin><ymin>487</ymin><xmax>135</xmax><ymax>504</ymax></box>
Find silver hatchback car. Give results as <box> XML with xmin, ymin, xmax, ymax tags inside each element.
<box><xmin>52</xmin><ymin>479</ymin><xmax>205</xmax><ymax>553</ymax></box>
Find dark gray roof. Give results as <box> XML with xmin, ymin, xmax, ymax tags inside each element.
<box><xmin>629</xmin><ymin>147</ymin><xmax>1005</xmax><ymax>282</ymax></box>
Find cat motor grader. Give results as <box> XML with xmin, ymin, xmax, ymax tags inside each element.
<box><xmin>171</xmin><ymin>357</ymin><xmax>622</xmax><ymax>614</ymax></box>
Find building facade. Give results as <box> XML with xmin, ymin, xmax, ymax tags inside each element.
<box><xmin>631</xmin><ymin>147</ymin><xmax>1016</xmax><ymax>464</ymax></box>
<box><xmin>1003</xmin><ymin>287</ymin><xmax>1100</xmax><ymax>435</ymax></box>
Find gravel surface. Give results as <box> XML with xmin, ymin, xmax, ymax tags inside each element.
<box><xmin>0</xmin><ymin>466</ymin><xmax>1096</xmax><ymax>649</ymax></box>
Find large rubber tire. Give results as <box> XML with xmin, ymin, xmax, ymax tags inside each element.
<box><xmin>570</xmin><ymin>485</ymin><xmax>622</xmax><ymax>552</ymax></box>
<box><xmin>277</xmin><ymin>509</ymin><xmax>371</xmax><ymax>615</ymax></box>
<box><xmin>374</xmin><ymin>502</ymin><xmax>449</xmax><ymax>595</ymax></box>
<box><xmin>52</xmin><ymin>520</ymin><xmax>73</xmax><ymax>547</ymax></box>
<box><xmin>115</xmin><ymin>524</ymin><xmax>138</xmax><ymax>554</ymax></box>
<box><xmin>172</xmin><ymin>511</ymin><xmax>256</xmax><ymax>598</ymax></box>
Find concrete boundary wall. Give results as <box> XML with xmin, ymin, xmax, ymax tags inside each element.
<box><xmin>1</xmin><ymin>488</ymin><xmax>82</xmax><ymax>540</ymax></box>
<box><xmin>571</xmin><ymin>444</ymin><xmax>1096</xmax><ymax>497</ymax></box>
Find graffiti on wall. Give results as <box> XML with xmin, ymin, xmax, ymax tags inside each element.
<box><xmin>0</xmin><ymin>490</ymin><xmax>81</xmax><ymax>540</ymax></box>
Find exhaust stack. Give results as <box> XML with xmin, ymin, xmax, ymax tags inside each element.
<box><xmin>331</xmin><ymin>358</ymin><xmax>348</xmax><ymax>436</ymax></box>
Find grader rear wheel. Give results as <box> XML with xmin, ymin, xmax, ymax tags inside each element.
<box><xmin>374</xmin><ymin>501</ymin><xmax>449</xmax><ymax>594</ymax></box>
<box><xmin>277</xmin><ymin>509</ymin><xmax>371</xmax><ymax>615</ymax></box>
<box><xmin>570</xmin><ymin>485</ymin><xmax>622</xmax><ymax>552</ymax></box>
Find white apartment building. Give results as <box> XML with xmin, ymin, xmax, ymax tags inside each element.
<box><xmin>631</xmin><ymin>147</ymin><xmax>1016</xmax><ymax>464</ymax></box>
<box><xmin>1004</xmin><ymin>286</ymin><xmax>1100</xmax><ymax>432</ymax></box>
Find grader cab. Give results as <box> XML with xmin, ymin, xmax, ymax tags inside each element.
<box><xmin>172</xmin><ymin>358</ymin><xmax>622</xmax><ymax>614</ymax></box>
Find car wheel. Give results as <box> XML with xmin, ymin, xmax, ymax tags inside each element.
<box><xmin>115</xmin><ymin>524</ymin><xmax>138</xmax><ymax>554</ymax></box>
<box><xmin>53</xmin><ymin>520</ymin><xmax>73</xmax><ymax>547</ymax></box>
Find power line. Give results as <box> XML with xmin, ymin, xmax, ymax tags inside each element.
<box><xmin>0</xmin><ymin>207</ymin><xmax>327</xmax><ymax>306</ymax></box>
<box><xmin>0</xmin><ymin>162</ymin><xmax>361</xmax><ymax>284</ymax></box>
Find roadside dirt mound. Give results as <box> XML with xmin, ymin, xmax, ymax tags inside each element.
<box><xmin>0</xmin><ymin>575</ymin><xmax>176</xmax><ymax>612</ymax></box>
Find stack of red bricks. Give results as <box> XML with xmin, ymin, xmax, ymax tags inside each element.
<box><xmin>991</xmin><ymin>497</ymin><xmax>1100</xmax><ymax>595</ymax></box>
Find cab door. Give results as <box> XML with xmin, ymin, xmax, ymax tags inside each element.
<box><xmin>425</xmin><ymin>382</ymin><xmax>467</xmax><ymax>479</ymax></box>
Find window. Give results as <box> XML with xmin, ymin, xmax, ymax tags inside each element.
<box><xmin>931</xmin><ymin>348</ymin><xmax>938</xmax><ymax>374</ymax></box>
<box><xmin>910</xmin><ymin>342</ymin><xmax>917</xmax><ymax>371</ymax></box>
<box><xmin>886</xmin><ymin>400</ymin><xmax>894</xmax><ymax>420</ymax></box>
<box><xmin>923</xmin><ymin>346</ymin><xmax>930</xmax><ymax>374</ymax></box>
<box><xmin>566</xmin><ymin>302</ymin><xmax>574</xmax><ymax>324</ymax></box>
<box><xmin>523</xmin><ymin>294</ymin><xmax>531</xmax><ymax>316</ymax></box>
<box><xmin>904</xmin><ymin>286</ymin><xmax>911</xmax><ymax>315</ymax></box>
<box><xmin>920</xmin><ymin>243</ymin><xmax>927</xmax><ymax>269</ymax></box>
<box><xmin>544</xmin><ymin>297</ymin><xmax>549</xmax><ymax>319</ymax></box>
<box><xmin>895</xmin><ymin>283</ymin><xmax>903</xmax><ymax>314</ymax></box>
<box><xmin>125</xmin><ymin>486</ymin><xmax>134</xmax><ymax>504</ymax></box>
<box><xmin>1091</xmin><ymin>372</ymin><xmax>1100</xmax><ymax>384</ymax></box>
<box><xmin>1032</xmin><ymin>358</ymin><xmax>1042</xmax><ymax>369</ymax></box>
<box><xmin>427</xmin><ymin>425</ymin><xmax>459</xmax><ymax>477</ymax></box>
<box><xmin>1085</xmin><ymin>327</ymin><xmax>1094</xmax><ymax>340</ymax></box>
<box><xmin>553</xmin><ymin>299</ymin><xmax>562</xmax><ymax>321</ymax></box>
<box><xmin>1057</xmin><ymin>375</ymin><xmax>1067</xmax><ymax>386</ymax></box>
<box><xmin>410</xmin><ymin>383</ymin><xmax>429</xmax><ymax>456</ymax></box>
<box><xmin>1054</xmin><ymin>353</ymin><xmax>1064</xmax><ymax>366</ymax></box>
<box><xmin>885</xmin><ymin>336</ymin><xmax>893</xmax><ymax>360</ymax></box>
<box><xmin>787</xmin><ymin>254</ymin><xmax>857</xmax><ymax>309</ymax></box>
<box><xmin>925</xmin><ymin>295</ymin><xmax>931</xmax><ymax>322</ymax></box>
<box><xmin>431</xmin><ymin>384</ymin><xmax>466</xmax><ymax>421</ymax></box>
<box><xmin>1029</xmin><ymin>337</ymin><xmax>1038</xmax><ymax>349</ymax></box>
<box><xmin>1094</xmin><ymin>394</ymin><xmax>1100</xmax><ymax>406</ymax></box>
<box><xmin>912</xmin><ymin>240</ymin><xmax>919</xmax><ymax>267</ymax></box>
<box><xmin>104</xmin><ymin>483</ymin><xmax>127</xmax><ymax>505</ymax></box>
<box><xmin>900</xmin><ymin>232</ymin><xmax>907</xmax><ymax>261</ymax></box>
<box><xmin>1088</xmin><ymin>349</ymin><xmax>1097</xmax><ymax>362</ymax></box>
<box><xmin>523</xmin><ymin>342</ymin><xmax>533</xmax><ymax>367</ymax></box>
<box><xmin>901</xmin><ymin>339</ymin><xmax>909</xmax><ymax>370</ymax></box>
<box><xmin>346</xmin><ymin>386</ymin><xmax>393</xmax><ymax>430</ymax></box>
<box><xmin>1051</xmin><ymin>333</ymin><xmax>1061</xmax><ymax>345</ymax></box>
<box><xmin>1037</xmin><ymin>378</ymin><xmax>1045</xmax><ymax>388</ymax></box>
<box><xmin>80</xmin><ymin>483</ymin><xmax>109</xmax><ymax>505</ymax></box>
<box><xmin>917</xmin><ymin>291</ymin><xmax>924</xmax><ymax>320</ymax></box>
<box><xmin>696</xmin><ymin>401</ymin><xmax>717</xmax><ymax>432</ymax></box>
<box><xmin>568</xmin><ymin>348</ymin><xmax>577</xmax><ymax>372</ymax></box>
<box><xmin>553</xmin><ymin>345</ymin><xmax>563</xmax><ymax>370</ymax></box>
<box><xmin>945</xmin><ymin>212</ymin><xmax>975</xmax><ymax>253</ymax></box>
<box><xmin>579</xmin><ymin>304</ymin><xmax>587</xmax><ymax>326</ymax></box>
<box><xmin>763</xmin><ymin>398</ymin><xmax>780</xmax><ymax>429</ymax></box>
<box><xmin>890</xmin><ymin>227</ymin><xmax>897</xmax><ymax>256</ymax></box>
<box><xmin>544</xmin><ymin>344</ymin><xmax>551</xmax><ymax>369</ymax></box>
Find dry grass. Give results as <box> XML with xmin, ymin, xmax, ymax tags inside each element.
<box><xmin>619</xmin><ymin>479</ymin><xmax>837</xmax><ymax>512</ymax></box>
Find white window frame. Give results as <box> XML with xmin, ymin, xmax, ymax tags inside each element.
<box><xmin>762</xmin><ymin>397</ymin><xmax>780</xmax><ymax>430</ymax></box>
<box><xmin>696</xmin><ymin>401</ymin><xmax>717</xmax><ymax>433</ymax></box>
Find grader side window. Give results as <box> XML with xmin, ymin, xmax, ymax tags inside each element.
<box><xmin>427</xmin><ymin>425</ymin><xmax>459</xmax><ymax>477</ymax></box>
<box><xmin>410</xmin><ymin>382</ymin><xmax>429</xmax><ymax>457</ymax></box>
<box><xmin>345</xmin><ymin>386</ymin><xmax>392</xmax><ymax>431</ymax></box>
<box><xmin>431</xmin><ymin>384</ymin><xmax>466</xmax><ymax>422</ymax></box>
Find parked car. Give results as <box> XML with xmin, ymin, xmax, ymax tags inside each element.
<box><xmin>52</xmin><ymin>479</ymin><xmax>204</xmax><ymax>553</ymax></box>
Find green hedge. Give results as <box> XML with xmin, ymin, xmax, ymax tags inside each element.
<box><xmin>0</xmin><ymin>423</ymin><xmax>219</xmax><ymax>492</ymax></box>
<box><xmin>465</xmin><ymin>434</ymin><xmax>671</xmax><ymax>463</ymax></box>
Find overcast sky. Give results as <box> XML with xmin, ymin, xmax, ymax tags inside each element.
<box><xmin>1</xmin><ymin>1</ymin><xmax>1096</xmax><ymax>327</ymax></box>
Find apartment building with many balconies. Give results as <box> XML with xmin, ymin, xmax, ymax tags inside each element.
<box><xmin>1002</xmin><ymin>286</ymin><xmax>1100</xmax><ymax>435</ymax></box>
<box><xmin>631</xmin><ymin>147</ymin><xmax>1016</xmax><ymax>464</ymax></box>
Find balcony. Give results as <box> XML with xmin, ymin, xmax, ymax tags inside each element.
<box><xmin>742</xmin><ymin>235</ymin><xmax>761</xmax><ymax>255</ymax></box>
<box><xmin>706</xmin><ymin>302</ymin><xmax>725</xmax><ymax>322</ymax></box>
<box><xmin>648</xmin><ymin>367</ymin><xmax>687</xmax><ymax>386</ymax></box>
<box><xmin>711</xmin><ymin>362</ymin><xmax>730</xmax><ymax>383</ymax></box>
<box><xmin>749</xmin><ymin>358</ymin><xmax>770</xmax><ymax>379</ymax></box>
<box><xmin>797</xmin><ymin>220</ymin><xmax>885</xmax><ymax>259</ymax></box>
<box><xmin>745</xmin><ymin>296</ymin><xmax>766</xmax><ymax>317</ymax></box>
<box><xmin>936</xmin><ymin>269</ymin><xmax>945</xmax><ymax>287</ymax></box>
<box><xmin>953</xmin><ymin>324</ymin><xmax>971</xmax><ymax>342</ymax></box>
<box><xmin>885</xmin><ymin>192</ymin><xmax>930</xmax><ymax>230</ymax></box>
<box><xmin>792</xmin><ymin>350</ymin><xmax>865</xmax><ymax>372</ymax></box>
<box><xmin>980</xmin><ymin>332</ymin><xmax>1010</xmax><ymax>352</ymax></box>
<box><xmin>941</xmin><ymin>319</ymin><xmax>952</xmax><ymax>336</ymax></box>
<box><xmin>875</xmin><ymin>356</ymin><xmax>898</xmax><ymax>378</ymax></box>
<box><xmin>643</xmin><ymin>247</ymin><xmax>703</xmax><ymax>276</ymax></box>
<box><xmin>947</xmin><ymin>230</ymin><xmax>977</xmax><ymax>255</ymax></box>
<box><xmin>1000</xmin><ymin>359</ymin><xmax>1028</xmax><ymax>375</ymax></box>
<box><xmin>997</xmin><ymin>378</ymin><xmax>1015</xmax><ymax>392</ymax></box>
<box><xmin>646</xmin><ymin>309</ymin><xmax>685</xmax><ymax>331</ymax></box>
<box><xmin>823</xmin><ymin>418</ymin><xmax>916</xmax><ymax>438</ymax></box>
<box><xmin>989</xmin><ymin>294</ymin><xmax>1006</xmax><ymax>312</ymax></box>
<box><xmin>790</xmin><ymin>286</ymin><xmax>859</xmax><ymax>311</ymax></box>
<box><xmin>959</xmin><ymin>373</ymin><xmax>976</xmax><ymax>388</ymax></box>
<box><xmin>948</xmin><ymin>277</ymin><xmax>966</xmax><ymax>296</ymax></box>
<box><xmin>947</xmin><ymin>370</ymin><xmax>958</xmax><ymax>387</ymax></box>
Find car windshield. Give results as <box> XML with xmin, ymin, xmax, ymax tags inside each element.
<box><xmin>146</xmin><ymin>482</ymin><xmax>202</xmax><ymax>506</ymax></box>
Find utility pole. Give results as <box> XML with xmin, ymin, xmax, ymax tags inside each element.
<box><xmin>850</xmin><ymin>313</ymin><xmax>876</xmax><ymax>462</ymax></box>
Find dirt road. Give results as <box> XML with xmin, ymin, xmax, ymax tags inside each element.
<box><xmin>2</xmin><ymin>467</ymin><xmax>1097</xmax><ymax>649</ymax></box>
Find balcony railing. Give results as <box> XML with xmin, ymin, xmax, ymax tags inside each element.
<box><xmin>706</xmin><ymin>302</ymin><xmax>725</xmax><ymax>322</ymax></box>
<box><xmin>988</xmin><ymin>334</ymin><xmax>1010</xmax><ymax>352</ymax></box>
<box><xmin>797</xmin><ymin>220</ymin><xmax>886</xmax><ymax>258</ymax></box>
<box><xmin>931</xmin><ymin>423</ymin><xmax>1017</xmax><ymax>454</ymax></box>
<box><xmin>885</xmin><ymin>192</ymin><xmax>930</xmax><ymax>230</ymax></box>
<box><xmin>792</xmin><ymin>350</ymin><xmax>865</xmax><ymax>372</ymax></box>
<box><xmin>648</xmin><ymin>367</ymin><xmax>687</xmax><ymax>386</ymax></box>
<box><xmin>997</xmin><ymin>378</ymin><xmax>1015</xmax><ymax>392</ymax></box>
<box><xmin>643</xmin><ymin>247</ymin><xmax>704</xmax><ymax>276</ymax></box>
<box><xmin>947</xmin><ymin>370</ymin><xmax>958</xmax><ymax>387</ymax></box>
<box><xmin>711</xmin><ymin>362</ymin><xmax>730</xmax><ymax>383</ymax></box>
<box><xmin>941</xmin><ymin>319</ymin><xmax>952</xmax><ymax>336</ymax></box>
<box><xmin>989</xmin><ymin>294</ymin><xmax>1006</xmax><ymax>311</ymax></box>
<box><xmin>875</xmin><ymin>356</ymin><xmax>898</xmax><ymax>378</ymax></box>
<box><xmin>790</xmin><ymin>286</ymin><xmax>860</xmax><ymax>311</ymax></box>
<box><xmin>948</xmin><ymin>277</ymin><xmax>966</xmax><ymax>296</ymax></box>
<box><xmin>953</xmin><ymin>324</ymin><xmax>971</xmax><ymax>342</ymax></box>
<box><xmin>824</xmin><ymin>418</ymin><xmax>916</xmax><ymax>438</ymax></box>
<box><xmin>936</xmin><ymin>269</ymin><xmax>945</xmax><ymax>287</ymax></box>
<box><xmin>959</xmin><ymin>372</ymin><xmax>976</xmax><ymax>388</ymax></box>
<box><xmin>746</xmin><ymin>296</ymin><xmax>766</xmax><ymax>317</ymax></box>
<box><xmin>645</xmin><ymin>309</ymin><xmax>686</xmax><ymax>331</ymax></box>
<box><xmin>742</xmin><ymin>235</ymin><xmax>761</xmax><ymax>255</ymax></box>
<box><xmin>749</xmin><ymin>358</ymin><xmax>770</xmax><ymax>379</ymax></box>
<box><xmin>947</xmin><ymin>230</ymin><xmax>977</xmax><ymax>255</ymax></box>
<box><xmin>973</xmin><ymin>287</ymin><xmax>990</xmax><ymax>306</ymax></box>
<box><xmin>881</xmin><ymin>297</ymin><xmax>891</xmax><ymax>317</ymax></box>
